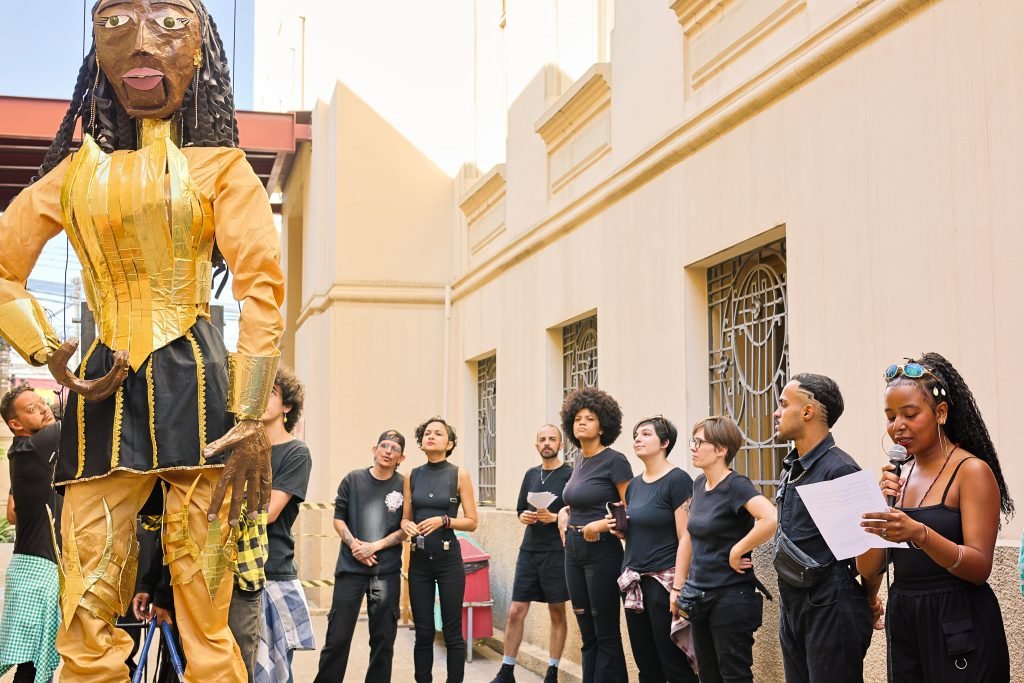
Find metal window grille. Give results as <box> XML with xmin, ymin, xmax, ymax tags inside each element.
<box><xmin>0</xmin><ymin>339</ymin><xmax>11</xmax><ymax>396</ymax></box>
<box><xmin>476</xmin><ymin>356</ymin><xmax>497</xmax><ymax>506</ymax></box>
<box><xmin>562</xmin><ymin>316</ymin><xmax>598</xmax><ymax>463</ymax></box>
<box><xmin>708</xmin><ymin>240</ymin><xmax>789</xmax><ymax>498</ymax></box>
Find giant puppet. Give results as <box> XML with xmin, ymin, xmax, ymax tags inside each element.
<box><xmin>0</xmin><ymin>1</ymin><xmax>283</xmax><ymax>680</ymax></box>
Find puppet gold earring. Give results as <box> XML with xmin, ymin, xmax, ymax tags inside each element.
<box><xmin>192</xmin><ymin>48</ymin><xmax>202</xmax><ymax>128</ymax></box>
<box><xmin>89</xmin><ymin>54</ymin><xmax>101</xmax><ymax>134</ymax></box>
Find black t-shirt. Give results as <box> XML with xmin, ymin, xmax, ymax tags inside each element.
<box><xmin>8</xmin><ymin>424</ymin><xmax>62</xmax><ymax>562</ymax></box>
<box><xmin>686</xmin><ymin>471</ymin><xmax>760</xmax><ymax>591</ymax></box>
<box><xmin>516</xmin><ymin>462</ymin><xmax>572</xmax><ymax>552</ymax></box>
<box><xmin>334</xmin><ymin>468</ymin><xmax>405</xmax><ymax>576</ymax></box>
<box><xmin>622</xmin><ymin>468</ymin><xmax>692</xmax><ymax>573</ymax></box>
<box><xmin>562</xmin><ymin>448</ymin><xmax>633</xmax><ymax>526</ymax></box>
<box><xmin>265</xmin><ymin>439</ymin><xmax>312</xmax><ymax>581</ymax></box>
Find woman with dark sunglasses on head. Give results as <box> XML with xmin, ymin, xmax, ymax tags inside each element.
<box><xmin>858</xmin><ymin>353</ymin><xmax>1012</xmax><ymax>682</ymax></box>
<box><xmin>557</xmin><ymin>387</ymin><xmax>632</xmax><ymax>683</ymax></box>
<box><xmin>677</xmin><ymin>416</ymin><xmax>776</xmax><ymax>683</ymax></box>
<box><xmin>401</xmin><ymin>417</ymin><xmax>478</xmax><ymax>683</ymax></box>
<box><xmin>609</xmin><ymin>415</ymin><xmax>698</xmax><ymax>683</ymax></box>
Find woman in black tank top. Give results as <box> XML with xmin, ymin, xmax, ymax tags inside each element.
<box><xmin>858</xmin><ymin>352</ymin><xmax>1012</xmax><ymax>682</ymax></box>
<box><xmin>401</xmin><ymin>416</ymin><xmax>478</xmax><ymax>683</ymax></box>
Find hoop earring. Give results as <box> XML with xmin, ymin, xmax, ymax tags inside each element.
<box><xmin>89</xmin><ymin>54</ymin><xmax>101</xmax><ymax>135</ymax></box>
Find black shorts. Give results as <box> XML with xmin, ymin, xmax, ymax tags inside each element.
<box><xmin>511</xmin><ymin>549</ymin><xmax>569</xmax><ymax>604</ymax></box>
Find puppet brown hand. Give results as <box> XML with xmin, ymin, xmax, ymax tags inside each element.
<box><xmin>204</xmin><ymin>420</ymin><xmax>272</xmax><ymax>526</ymax></box>
<box><xmin>47</xmin><ymin>339</ymin><xmax>129</xmax><ymax>402</ymax></box>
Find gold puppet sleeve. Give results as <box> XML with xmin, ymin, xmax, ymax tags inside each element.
<box><xmin>208</xmin><ymin>149</ymin><xmax>285</xmax><ymax>420</ymax></box>
<box><xmin>0</xmin><ymin>158</ymin><xmax>70</xmax><ymax>365</ymax></box>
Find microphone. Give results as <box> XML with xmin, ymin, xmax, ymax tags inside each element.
<box><xmin>886</xmin><ymin>444</ymin><xmax>909</xmax><ymax>507</ymax></box>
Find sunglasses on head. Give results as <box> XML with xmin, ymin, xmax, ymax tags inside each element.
<box><xmin>883</xmin><ymin>362</ymin><xmax>948</xmax><ymax>400</ymax></box>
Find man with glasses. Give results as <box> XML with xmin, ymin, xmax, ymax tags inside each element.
<box><xmin>490</xmin><ymin>424</ymin><xmax>572</xmax><ymax>683</ymax></box>
<box><xmin>313</xmin><ymin>430</ymin><xmax>409</xmax><ymax>683</ymax></box>
<box><xmin>0</xmin><ymin>385</ymin><xmax>62</xmax><ymax>682</ymax></box>
<box><xmin>772</xmin><ymin>374</ymin><xmax>880</xmax><ymax>683</ymax></box>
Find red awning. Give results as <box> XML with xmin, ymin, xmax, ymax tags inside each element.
<box><xmin>0</xmin><ymin>95</ymin><xmax>310</xmax><ymax>210</ymax></box>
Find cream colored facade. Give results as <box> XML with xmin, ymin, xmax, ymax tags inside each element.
<box><xmin>257</xmin><ymin>0</ymin><xmax>1024</xmax><ymax>679</ymax></box>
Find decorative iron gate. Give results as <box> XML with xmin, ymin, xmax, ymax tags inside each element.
<box><xmin>476</xmin><ymin>356</ymin><xmax>497</xmax><ymax>505</ymax></box>
<box><xmin>562</xmin><ymin>316</ymin><xmax>598</xmax><ymax>462</ymax></box>
<box><xmin>708</xmin><ymin>240</ymin><xmax>789</xmax><ymax>497</ymax></box>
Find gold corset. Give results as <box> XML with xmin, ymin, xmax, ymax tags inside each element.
<box><xmin>61</xmin><ymin>119</ymin><xmax>216</xmax><ymax>370</ymax></box>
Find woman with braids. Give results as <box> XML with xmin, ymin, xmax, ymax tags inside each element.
<box><xmin>556</xmin><ymin>387</ymin><xmax>632</xmax><ymax>683</ymax></box>
<box><xmin>0</xmin><ymin>2</ymin><xmax>283</xmax><ymax>680</ymax></box>
<box><xmin>858</xmin><ymin>353</ymin><xmax>1012</xmax><ymax>682</ymax></box>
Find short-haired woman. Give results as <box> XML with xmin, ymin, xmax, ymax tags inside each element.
<box><xmin>859</xmin><ymin>353</ymin><xmax>1011</xmax><ymax>681</ymax></box>
<box><xmin>557</xmin><ymin>387</ymin><xmax>632</xmax><ymax>682</ymax></box>
<box><xmin>402</xmin><ymin>417</ymin><xmax>478</xmax><ymax>683</ymax></box>
<box><xmin>612</xmin><ymin>415</ymin><xmax>698</xmax><ymax>682</ymax></box>
<box><xmin>679</xmin><ymin>416</ymin><xmax>777</xmax><ymax>683</ymax></box>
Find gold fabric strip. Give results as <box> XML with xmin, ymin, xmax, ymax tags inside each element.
<box><xmin>75</xmin><ymin>339</ymin><xmax>100</xmax><ymax>478</ymax></box>
<box><xmin>147</xmin><ymin>357</ymin><xmax>159</xmax><ymax>469</ymax></box>
<box><xmin>110</xmin><ymin>387</ymin><xmax>125</xmax><ymax>468</ymax></box>
<box><xmin>186</xmin><ymin>330</ymin><xmax>208</xmax><ymax>462</ymax></box>
<box><xmin>0</xmin><ymin>298</ymin><xmax>60</xmax><ymax>365</ymax></box>
<box><xmin>227</xmin><ymin>352</ymin><xmax>280</xmax><ymax>420</ymax></box>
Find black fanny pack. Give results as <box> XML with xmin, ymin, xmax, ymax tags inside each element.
<box><xmin>773</xmin><ymin>528</ymin><xmax>833</xmax><ymax>588</ymax></box>
<box><xmin>675</xmin><ymin>585</ymin><xmax>719</xmax><ymax>623</ymax></box>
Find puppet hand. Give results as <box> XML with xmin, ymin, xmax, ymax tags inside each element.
<box><xmin>204</xmin><ymin>420</ymin><xmax>272</xmax><ymax>525</ymax></box>
<box><xmin>48</xmin><ymin>339</ymin><xmax>128</xmax><ymax>402</ymax></box>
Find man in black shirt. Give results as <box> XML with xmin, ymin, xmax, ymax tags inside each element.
<box><xmin>0</xmin><ymin>384</ymin><xmax>61</xmax><ymax>682</ymax></box>
<box><xmin>313</xmin><ymin>429</ymin><xmax>408</xmax><ymax>683</ymax></box>
<box><xmin>773</xmin><ymin>373</ymin><xmax>880</xmax><ymax>683</ymax></box>
<box><xmin>490</xmin><ymin>425</ymin><xmax>572</xmax><ymax>683</ymax></box>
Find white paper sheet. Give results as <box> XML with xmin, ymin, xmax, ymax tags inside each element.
<box><xmin>794</xmin><ymin>469</ymin><xmax>906</xmax><ymax>560</ymax></box>
<box><xmin>527</xmin><ymin>491</ymin><xmax>558</xmax><ymax>510</ymax></box>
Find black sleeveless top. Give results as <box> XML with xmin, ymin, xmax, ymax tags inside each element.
<box><xmin>410</xmin><ymin>460</ymin><xmax>461</xmax><ymax>555</ymax></box>
<box><xmin>893</xmin><ymin>457</ymin><xmax>975</xmax><ymax>580</ymax></box>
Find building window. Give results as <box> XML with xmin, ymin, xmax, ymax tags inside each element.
<box><xmin>562</xmin><ymin>315</ymin><xmax>598</xmax><ymax>462</ymax></box>
<box><xmin>708</xmin><ymin>239</ymin><xmax>788</xmax><ymax>498</ymax></box>
<box><xmin>476</xmin><ymin>355</ymin><xmax>497</xmax><ymax>506</ymax></box>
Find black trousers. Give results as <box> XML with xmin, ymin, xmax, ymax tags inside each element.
<box><xmin>623</xmin><ymin>575</ymin><xmax>698</xmax><ymax>683</ymax></box>
<box><xmin>690</xmin><ymin>586</ymin><xmax>763</xmax><ymax>683</ymax></box>
<box><xmin>564</xmin><ymin>531</ymin><xmax>627</xmax><ymax>683</ymax></box>
<box><xmin>408</xmin><ymin>548</ymin><xmax>466</xmax><ymax>683</ymax></box>
<box><xmin>12</xmin><ymin>663</ymin><xmax>38</xmax><ymax>683</ymax></box>
<box><xmin>313</xmin><ymin>571</ymin><xmax>401</xmax><ymax>683</ymax></box>
<box><xmin>887</xmin><ymin>576</ymin><xmax>1009</xmax><ymax>682</ymax></box>
<box><xmin>778</xmin><ymin>566</ymin><xmax>873</xmax><ymax>683</ymax></box>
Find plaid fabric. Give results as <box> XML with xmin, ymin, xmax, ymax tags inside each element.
<box><xmin>234</xmin><ymin>509</ymin><xmax>268</xmax><ymax>592</ymax></box>
<box><xmin>254</xmin><ymin>579</ymin><xmax>315</xmax><ymax>683</ymax></box>
<box><xmin>618</xmin><ymin>566</ymin><xmax>697</xmax><ymax>670</ymax></box>
<box><xmin>0</xmin><ymin>554</ymin><xmax>61</xmax><ymax>682</ymax></box>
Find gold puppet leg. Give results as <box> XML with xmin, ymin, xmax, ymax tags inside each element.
<box><xmin>56</xmin><ymin>471</ymin><xmax>156</xmax><ymax>683</ymax></box>
<box><xmin>161</xmin><ymin>468</ymin><xmax>246</xmax><ymax>683</ymax></box>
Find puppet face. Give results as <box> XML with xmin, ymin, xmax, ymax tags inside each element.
<box><xmin>93</xmin><ymin>0</ymin><xmax>203</xmax><ymax>120</ymax></box>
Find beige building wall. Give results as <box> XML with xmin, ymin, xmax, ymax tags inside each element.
<box><xmin>265</xmin><ymin>0</ymin><xmax>1024</xmax><ymax>678</ymax></box>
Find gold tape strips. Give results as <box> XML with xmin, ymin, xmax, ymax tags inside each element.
<box><xmin>110</xmin><ymin>387</ymin><xmax>125</xmax><ymax>468</ymax></box>
<box><xmin>75</xmin><ymin>339</ymin><xmax>100</xmax><ymax>478</ymax></box>
<box><xmin>186</xmin><ymin>331</ymin><xmax>208</xmax><ymax>462</ymax></box>
<box><xmin>147</xmin><ymin>358</ymin><xmax>159</xmax><ymax>468</ymax></box>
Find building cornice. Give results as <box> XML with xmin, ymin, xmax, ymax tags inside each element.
<box><xmin>297</xmin><ymin>281</ymin><xmax>446</xmax><ymax>326</ymax></box>
<box><xmin>451</xmin><ymin>0</ymin><xmax>934</xmax><ymax>303</ymax></box>
<box><xmin>535</xmin><ymin>63</ymin><xmax>612</xmax><ymax>149</ymax></box>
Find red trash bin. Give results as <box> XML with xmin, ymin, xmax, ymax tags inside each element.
<box><xmin>459</xmin><ymin>535</ymin><xmax>493</xmax><ymax>655</ymax></box>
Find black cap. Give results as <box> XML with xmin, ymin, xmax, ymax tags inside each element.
<box><xmin>377</xmin><ymin>429</ymin><xmax>405</xmax><ymax>452</ymax></box>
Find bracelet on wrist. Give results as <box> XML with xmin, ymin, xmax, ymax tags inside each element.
<box><xmin>909</xmin><ymin>524</ymin><xmax>930</xmax><ymax>550</ymax></box>
<box><xmin>946</xmin><ymin>544</ymin><xmax>964</xmax><ymax>571</ymax></box>
<box><xmin>671</xmin><ymin>585</ymin><xmax>683</xmax><ymax>591</ymax></box>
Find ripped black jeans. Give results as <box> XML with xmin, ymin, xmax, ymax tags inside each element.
<box><xmin>564</xmin><ymin>530</ymin><xmax>627</xmax><ymax>683</ymax></box>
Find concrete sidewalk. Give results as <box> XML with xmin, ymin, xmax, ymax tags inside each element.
<box><xmin>292</xmin><ymin>611</ymin><xmax>546</xmax><ymax>682</ymax></box>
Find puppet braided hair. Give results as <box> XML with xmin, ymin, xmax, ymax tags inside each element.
<box><xmin>35</xmin><ymin>0</ymin><xmax>238</xmax><ymax>180</ymax></box>
<box><xmin>890</xmin><ymin>352</ymin><xmax>1014</xmax><ymax>520</ymax></box>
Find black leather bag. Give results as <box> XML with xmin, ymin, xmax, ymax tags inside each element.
<box><xmin>773</xmin><ymin>528</ymin><xmax>832</xmax><ymax>589</ymax></box>
<box><xmin>675</xmin><ymin>585</ymin><xmax>720</xmax><ymax>623</ymax></box>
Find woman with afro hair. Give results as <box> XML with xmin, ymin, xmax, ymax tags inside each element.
<box><xmin>858</xmin><ymin>352</ymin><xmax>1012</xmax><ymax>682</ymax></box>
<box><xmin>557</xmin><ymin>387</ymin><xmax>632</xmax><ymax>682</ymax></box>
